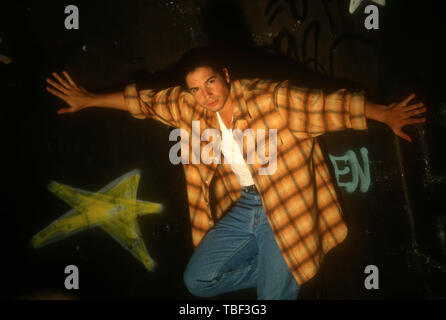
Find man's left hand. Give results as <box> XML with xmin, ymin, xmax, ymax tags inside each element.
<box><xmin>380</xmin><ymin>94</ymin><xmax>427</xmax><ymax>143</ymax></box>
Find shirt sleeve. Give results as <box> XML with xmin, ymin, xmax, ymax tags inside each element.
<box><xmin>273</xmin><ymin>80</ymin><xmax>368</xmax><ymax>137</ymax></box>
<box><xmin>124</xmin><ymin>83</ymin><xmax>184</xmax><ymax>128</ymax></box>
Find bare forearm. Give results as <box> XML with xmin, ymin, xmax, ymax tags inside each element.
<box><xmin>46</xmin><ymin>71</ymin><xmax>130</xmax><ymax>114</ymax></box>
<box><xmin>365</xmin><ymin>101</ymin><xmax>386</xmax><ymax>123</ymax></box>
<box><xmin>84</xmin><ymin>91</ymin><xmax>127</xmax><ymax>111</ymax></box>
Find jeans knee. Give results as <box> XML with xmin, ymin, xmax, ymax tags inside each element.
<box><xmin>183</xmin><ymin>267</ymin><xmax>213</xmax><ymax>298</ymax></box>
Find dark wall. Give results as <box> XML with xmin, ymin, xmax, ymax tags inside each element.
<box><xmin>2</xmin><ymin>0</ymin><xmax>445</xmax><ymax>299</ymax></box>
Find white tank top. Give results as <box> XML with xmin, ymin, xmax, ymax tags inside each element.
<box><xmin>216</xmin><ymin>112</ymin><xmax>255</xmax><ymax>187</ymax></box>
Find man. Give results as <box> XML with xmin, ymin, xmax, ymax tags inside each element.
<box><xmin>46</xmin><ymin>46</ymin><xmax>426</xmax><ymax>299</ymax></box>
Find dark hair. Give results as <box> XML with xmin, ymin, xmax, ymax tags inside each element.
<box><xmin>178</xmin><ymin>46</ymin><xmax>230</xmax><ymax>89</ymax></box>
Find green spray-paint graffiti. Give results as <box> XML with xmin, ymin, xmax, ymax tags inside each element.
<box><xmin>328</xmin><ymin>147</ymin><xmax>371</xmax><ymax>193</ymax></box>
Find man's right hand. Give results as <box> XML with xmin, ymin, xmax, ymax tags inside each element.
<box><xmin>46</xmin><ymin>71</ymin><xmax>93</xmax><ymax>114</ymax></box>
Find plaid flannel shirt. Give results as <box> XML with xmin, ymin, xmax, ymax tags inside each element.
<box><xmin>124</xmin><ymin>78</ymin><xmax>367</xmax><ymax>285</ymax></box>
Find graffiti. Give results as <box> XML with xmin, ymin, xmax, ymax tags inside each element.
<box><xmin>31</xmin><ymin>169</ymin><xmax>163</xmax><ymax>271</ymax></box>
<box><xmin>265</xmin><ymin>0</ymin><xmax>308</xmax><ymax>25</ymax></box>
<box><xmin>349</xmin><ymin>0</ymin><xmax>386</xmax><ymax>14</ymax></box>
<box><xmin>263</xmin><ymin>0</ymin><xmax>378</xmax><ymax>77</ymax></box>
<box><xmin>328</xmin><ymin>147</ymin><xmax>371</xmax><ymax>193</ymax></box>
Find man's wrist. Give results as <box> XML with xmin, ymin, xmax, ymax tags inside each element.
<box><xmin>365</xmin><ymin>101</ymin><xmax>387</xmax><ymax>123</ymax></box>
<box><xmin>82</xmin><ymin>93</ymin><xmax>98</xmax><ymax>108</ymax></box>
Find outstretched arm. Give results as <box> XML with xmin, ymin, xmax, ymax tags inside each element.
<box><xmin>46</xmin><ymin>71</ymin><xmax>184</xmax><ymax>128</ymax></box>
<box><xmin>365</xmin><ymin>94</ymin><xmax>426</xmax><ymax>142</ymax></box>
<box><xmin>273</xmin><ymin>81</ymin><xmax>368</xmax><ymax>138</ymax></box>
<box><xmin>273</xmin><ymin>80</ymin><xmax>426</xmax><ymax>142</ymax></box>
<box><xmin>46</xmin><ymin>71</ymin><xmax>127</xmax><ymax>114</ymax></box>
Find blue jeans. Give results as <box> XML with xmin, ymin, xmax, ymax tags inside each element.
<box><xmin>183</xmin><ymin>190</ymin><xmax>300</xmax><ymax>300</ymax></box>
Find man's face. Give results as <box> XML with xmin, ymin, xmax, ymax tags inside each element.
<box><xmin>185</xmin><ymin>66</ymin><xmax>230</xmax><ymax>112</ymax></box>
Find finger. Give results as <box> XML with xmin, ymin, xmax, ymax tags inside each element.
<box><xmin>399</xmin><ymin>93</ymin><xmax>416</xmax><ymax>106</ymax></box>
<box><xmin>46</xmin><ymin>86</ymin><xmax>68</xmax><ymax>100</ymax></box>
<box><xmin>407</xmin><ymin>107</ymin><xmax>427</xmax><ymax>117</ymax></box>
<box><xmin>57</xmin><ymin>108</ymin><xmax>73</xmax><ymax>114</ymax></box>
<box><xmin>407</xmin><ymin>117</ymin><xmax>427</xmax><ymax>124</ymax></box>
<box><xmin>62</xmin><ymin>71</ymin><xmax>79</xmax><ymax>87</ymax></box>
<box><xmin>395</xmin><ymin>130</ymin><xmax>412</xmax><ymax>143</ymax></box>
<box><xmin>404</xmin><ymin>102</ymin><xmax>424</xmax><ymax>111</ymax></box>
<box><xmin>52</xmin><ymin>72</ymin><xmax>71</xmax><ymax>89</ymax></box>
<box><xmin>46</xmin><ymin>78</ymin><xmax>70</xmax><ymax>94</ymax></box>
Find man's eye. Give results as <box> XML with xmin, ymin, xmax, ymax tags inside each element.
<box><xmin>208</xmin><ymin>79</ymin><xmax>215</xmax><ymax>84</ymax></box>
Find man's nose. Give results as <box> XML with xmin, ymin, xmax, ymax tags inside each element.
<box><xmin>204</xmin><ymin>87</ymin><xmax>213</xmax><ymax>98</ymax></box>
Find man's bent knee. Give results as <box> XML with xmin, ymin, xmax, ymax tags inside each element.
<box><xmin>183</xmin><ymin>267</ymin><xmax>216</xmax><ymax>298</ymax></box>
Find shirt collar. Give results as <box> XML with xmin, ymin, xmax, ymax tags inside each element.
<box><xmin>230</xmin><ymin>79</ymin><xmax>251</xmax><ymax>120</ymax></box>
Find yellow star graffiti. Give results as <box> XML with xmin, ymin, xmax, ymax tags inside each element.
<box><xmin>31</xmin><ymin>169</ymin><xmax>163</xmax><ymax>271</ymax></box>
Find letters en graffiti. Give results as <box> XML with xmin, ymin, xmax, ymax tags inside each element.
<box><xmin>328</xmin><ymin>147</ymin><xmax>371</xmax><ymax>193</ymax></box>
<box><xmin>31</xmin><ymin>169</ymin><xmax>162</xmax><ymax>271</ymax></box>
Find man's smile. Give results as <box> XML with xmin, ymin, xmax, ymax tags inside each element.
<box><xmin>207</xmin><ymin>99</ymin><xmax>218</xmax><ymax>107</ymax></box>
